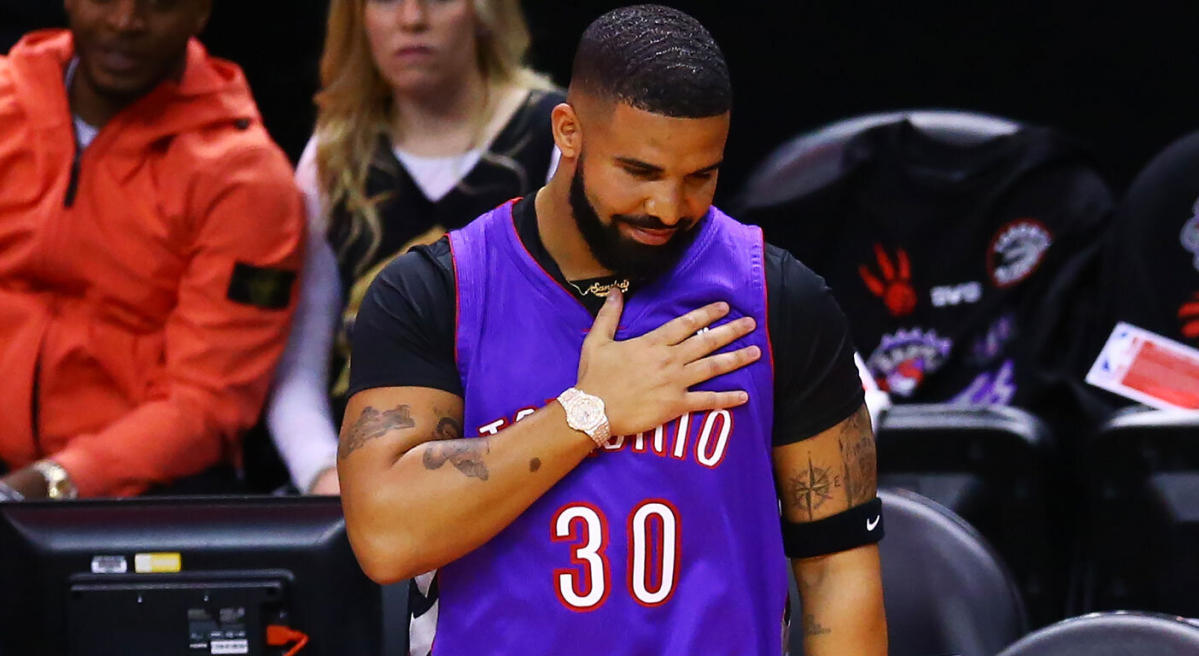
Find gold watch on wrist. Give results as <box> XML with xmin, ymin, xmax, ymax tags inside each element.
<box><xmin>31</xmin><ymin>459</ymin><xmax>77</xmax><ymax>500</ymax></box>
<box><xmin>557</xmin><ymin>387</ymin><xmax>611</xmax><ymax>447</ymax></box>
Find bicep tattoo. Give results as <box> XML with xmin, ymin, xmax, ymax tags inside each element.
<box><xmin>339</xmin><ymin>404</ymin><xmax>417</xmax><ymax>460</ymax></box>
<box><xmin>837</xmin><ymin>405</ymin><xmax>877</xmax><ymax>507</ymax></box>
<box><xmin>786</xmin><ymin>456</ymin><xmax>836</xmax><ymax>520</ymax></box>
<box><xmin>780</xmin><ymin>405</ymin><xmax>876</xmax><ymax>520</ymax></box>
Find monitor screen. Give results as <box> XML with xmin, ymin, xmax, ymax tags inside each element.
<box><xmin>0</xmin><ymin>495</ymin><xmax>380</xmax><ymax>656</ymax></box>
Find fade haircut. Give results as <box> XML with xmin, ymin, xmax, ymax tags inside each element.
<box><xmin>570</xmin><ymin>4</ymin><xmax>731</xmax><ymax>118</ymax></box>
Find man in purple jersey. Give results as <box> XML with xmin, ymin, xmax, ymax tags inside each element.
<box><xmin>339</xmin><ymin>5</ymin><xmax>886</xmax><ymax>655</ymax></box>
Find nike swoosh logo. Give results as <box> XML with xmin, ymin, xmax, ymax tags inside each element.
<box><xmin>866</xmin><ymin>516</ymin><xmax>880</xmax><ymax>531</ymax></box>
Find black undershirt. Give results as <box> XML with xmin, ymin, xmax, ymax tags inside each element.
<box><xmin>350</xmin><ymin>196</ymin><xmax>864</xmax><ymax>445</ymax></box>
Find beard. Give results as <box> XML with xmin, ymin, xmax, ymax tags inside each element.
<box><xmin>568</xmin><ymin>160</ymin><xmax>703</xmax><ymax>281</ymax></box>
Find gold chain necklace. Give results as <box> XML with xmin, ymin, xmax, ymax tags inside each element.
<box><xmin>565</xmin><ymin>277</ymin><xmax>630</xmax><ymax>298</ymax></box>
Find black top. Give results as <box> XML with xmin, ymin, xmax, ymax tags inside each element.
<box><xmin>350</xmin><ymin>196</ymin><xmax>865</xmax><ymax>446</ymax></box>
<box><xmin>744</xmin><ymin>120</ymin><xmax>1113</xmax><ymax>411</ymax></box>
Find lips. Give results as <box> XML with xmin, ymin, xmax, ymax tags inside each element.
<box><xmin>626</xmin><ymin>225</ymin><xmax>677</xmax><ymax>246</ymax></box>
<box><xmin>394</xmin><ymin>45</ymin><xmax>433</xmax><ymax>59</ymax></box>
<box><xmin>94</xmin><ymin>46</ymin><xmax>146</xmax><ymax>74</ymax></box>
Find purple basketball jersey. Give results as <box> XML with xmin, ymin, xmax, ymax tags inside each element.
<box><xmin>439</xmin><ymin>201</ymin><xmax>785</xmax><ymax>654</ymax></box>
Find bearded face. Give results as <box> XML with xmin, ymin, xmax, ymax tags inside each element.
<box><xmin>568</xmin><ymin>155</ymin><xmax>704</xmax><ymax>281</ymax></box>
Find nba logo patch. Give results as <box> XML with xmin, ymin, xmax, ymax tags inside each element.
<box><xmin>1178</xmin><ymin>197</ymin><xmax>1199</xmax><ymax>272</ymax></box>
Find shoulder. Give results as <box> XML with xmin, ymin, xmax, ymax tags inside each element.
<box><xmin>174</xmin><ymin>120</ymin><xmax>298</xmax><ymax>219</ymax></box>
<box><xmin>763</xmin><ymin>240</ymin><xmax>863</xmax><ymax>443</ymax></box>
<box><xmin>172</xmin><ymin>122</ymin><xmax>302</xmax><ymax>246</ymax></box>
<box><xmin>355</xmin><ymin>238</ymin><xmax>456</xmax><ymax>360</ymax></box>
<box><xmin>763</xmin><ymin>241</ymin><xmax>854</xmax><ymax>349</ymax></box>
<box><xmin>370</xmin><ymin>237</ymin><xmax>455</xmax><ymax>306</ymax></box>
<box><xmin>168</xmin><ymin>53</ymin><xmax>294</xmax><ymax>184</ymax></box>
<box><xmin>296</xmin><ymin>135</ymin><xmax>319</xmax><ymax>189</ymax></box>
<box><xmin>179</xmin><ymin>120</ymin><xmax>293</xmax><ymax>176</ymax></box>
<box><xmin>0</xmin><ymin>55</ymin><xmax>13</xmax><ymax>96</ymax></box>
<box><xmin>764</xmin><ymin>242</ymin><xmax>835</xmax><ymax>305</ymax></box>
<box><xmin>498</xmin><ymin>85</ymin><xmax>565</xmax><ymax>136</ymax></box>
<box><xmin>294</xmin><ymin>135</ymin><xmax>327</xmax><ymax>230</ymax></box>
<box><xmin>525</xmin><ymin>86</ymin><xmax>567</xmax><ymax>111</ymax></box>
<box><xmin>0</xmin><ymin>60</ymin><xmax>17</xmax><ymax>122</ymax></box>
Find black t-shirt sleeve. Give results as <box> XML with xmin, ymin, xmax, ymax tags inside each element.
<box><xmin>766</xmin><ymin>244</ymin><xmax>865</xmax><ymax>445</ymax></box>
<box><xmin>347</xmin><ymin>238</ymin><xmax>462</xmax><ymax>397</ymax></box>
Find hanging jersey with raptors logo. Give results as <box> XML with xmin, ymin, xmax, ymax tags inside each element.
<box><xmin>745</xmin><ymin>120</ymin><xmax>1112</xmax><ymax>409</ymax></box>
<box><xmin>1101</xmin><ymin>131</ymin><xmax>1199</xmax><ymax>350</ymax></box>
<box><xmin>437</xmin><ymin>202</ymin><xmax>783</xmax><ymax>655</ymax></box>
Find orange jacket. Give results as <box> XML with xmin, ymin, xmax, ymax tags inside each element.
<box><xmin>0</xmin><ymin>31</ymin><xmax>304</xmax><ymax>497</ymax></box>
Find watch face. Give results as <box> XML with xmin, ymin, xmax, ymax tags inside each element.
<box><xmin>576</xmin><ymin>397</ymin><xmax>604</xmax><ymax>429</ymax></box>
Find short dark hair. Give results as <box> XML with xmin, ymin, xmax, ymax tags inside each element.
<box><xmin>570</xmin><ymin>4</ymin><xmax>731</xmax><ymax>118</ymax></box>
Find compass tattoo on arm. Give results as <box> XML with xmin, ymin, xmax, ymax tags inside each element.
<box><xmin>788</xmin><ymin>456</ymin><xmax>836</xmax><ymax>520</ymax></box>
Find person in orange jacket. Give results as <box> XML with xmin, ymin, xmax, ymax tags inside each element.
<box><xmin>0</xmin><ymin>0</ymin><xmax>304</xmax><ymax>500</ymax></box>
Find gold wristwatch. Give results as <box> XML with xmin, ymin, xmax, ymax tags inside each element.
<box><xmin>557</xmin><ymin>387</ymin><xmax>611</xmax><ymax>447</ymax></box>
<box><xmin>31</xmin><ymin>460</ymin><xmax>78</xmax><ymax>500</ymax></box>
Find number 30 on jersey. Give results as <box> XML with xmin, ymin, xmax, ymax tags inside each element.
<box><xmin>551</xmin><ymin>499</ymin><xmax>681</xmax><ymax>611</ymax></box>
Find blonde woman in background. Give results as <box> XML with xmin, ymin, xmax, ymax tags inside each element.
<box><xmin>268</xmin><ymin>0</ymin><xmax>562</xmax><ymax>495</ymax></box>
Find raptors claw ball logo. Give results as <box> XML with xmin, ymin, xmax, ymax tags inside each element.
<box><xmin>859</xmin><ymin>244</ymin><xmax>917</xmax><ymax>317</ymax></box>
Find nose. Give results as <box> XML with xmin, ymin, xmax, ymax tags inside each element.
<box><xmin>107</xmin><ymin>0</ymin><xmax>148</xmax><ymax>33</ymax></box>
<box><xmin>397</xmin><ymin>0</ymin><xmax>430</xmax><ymax>30</ymax></box>
<box><xmin>644</xmin><ymin>182</ymin><xmax>687</xmax><ymax>227</ymax></box>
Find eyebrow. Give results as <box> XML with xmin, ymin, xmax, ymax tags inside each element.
<box><xmin>614</xmin><ymin>157</ymin><xmax>723</xmax><ymax>176</ymax></box>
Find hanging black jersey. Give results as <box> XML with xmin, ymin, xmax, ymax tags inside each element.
<box><xmin>1100</xmin><ymin>131</ymin><xmax>1199</xmax><ymax>349</ymax></box>
<box><xmin>744</xmin><ymin>120</ymin><xmax>1112</xmax><ymax>408</ymax></box>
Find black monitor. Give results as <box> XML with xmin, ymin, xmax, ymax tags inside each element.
<box><xmin>0</xmin><ymin>495</ymin><xmax>380</xmax><ymax>656</ymax></box>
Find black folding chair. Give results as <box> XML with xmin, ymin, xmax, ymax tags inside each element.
<box><xmin>876</xmin><ymin>404</ymin><xmax>1060</xmax><ymax>625</ymax></box>
<box><xmin>997</xmin><ymin>611</ymin><xmax>1199</xmax><ymax>656</ymax></box>
<box><xmin>1081</xmin><ymin>408</ymin><xmax>1199</xmax><ymax>616</ymax></box>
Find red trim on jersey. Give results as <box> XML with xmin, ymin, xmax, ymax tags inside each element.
<box><xmin>448</xmin><ymin>232</ymin><xmax>462</xmax><ymax>373</ymax></box>
<box><xmin>507</xmin><ymin>202</ymin><xmax>593</xmax><ymax>314</ymax></box>
<box><xmin>759</xmin><ymin>229</ymin><xmax>777</xmax><ymax>379</ymax></box>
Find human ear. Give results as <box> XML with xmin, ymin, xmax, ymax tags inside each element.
<box><xmin>551</xmin><ymin>102</ymin><xmax>582</xmax><ymax>160</ymax></box>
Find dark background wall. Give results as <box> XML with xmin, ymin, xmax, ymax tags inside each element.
<box><xmin>4</xmin><ymin>1</ymin><xmax>1197</xmax><ymax>203</ymax></box>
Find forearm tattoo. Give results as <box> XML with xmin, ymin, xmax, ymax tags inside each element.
<box><xmin>339</xmin><ymin>405</ymin><xmax>416</xmax><ymax>460</ymax></box>
<box><xmin>802</xmin><ymin>612</ymin><xmax>832</xmax><ymax>637</ymax></box>
<box><xmin>838</xmin><ymin>406</ymin><xmax>877</xmax><ymax>507</ymax></box>
<box><xmin>797</xmin><ymin>563</ymin><xmax>833</xmax><ymax>638</ymax></box>
<box><xmin>421</xmin><ymin>412</ymin><xmax>490</xmax><ymax>480</ymax></box>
